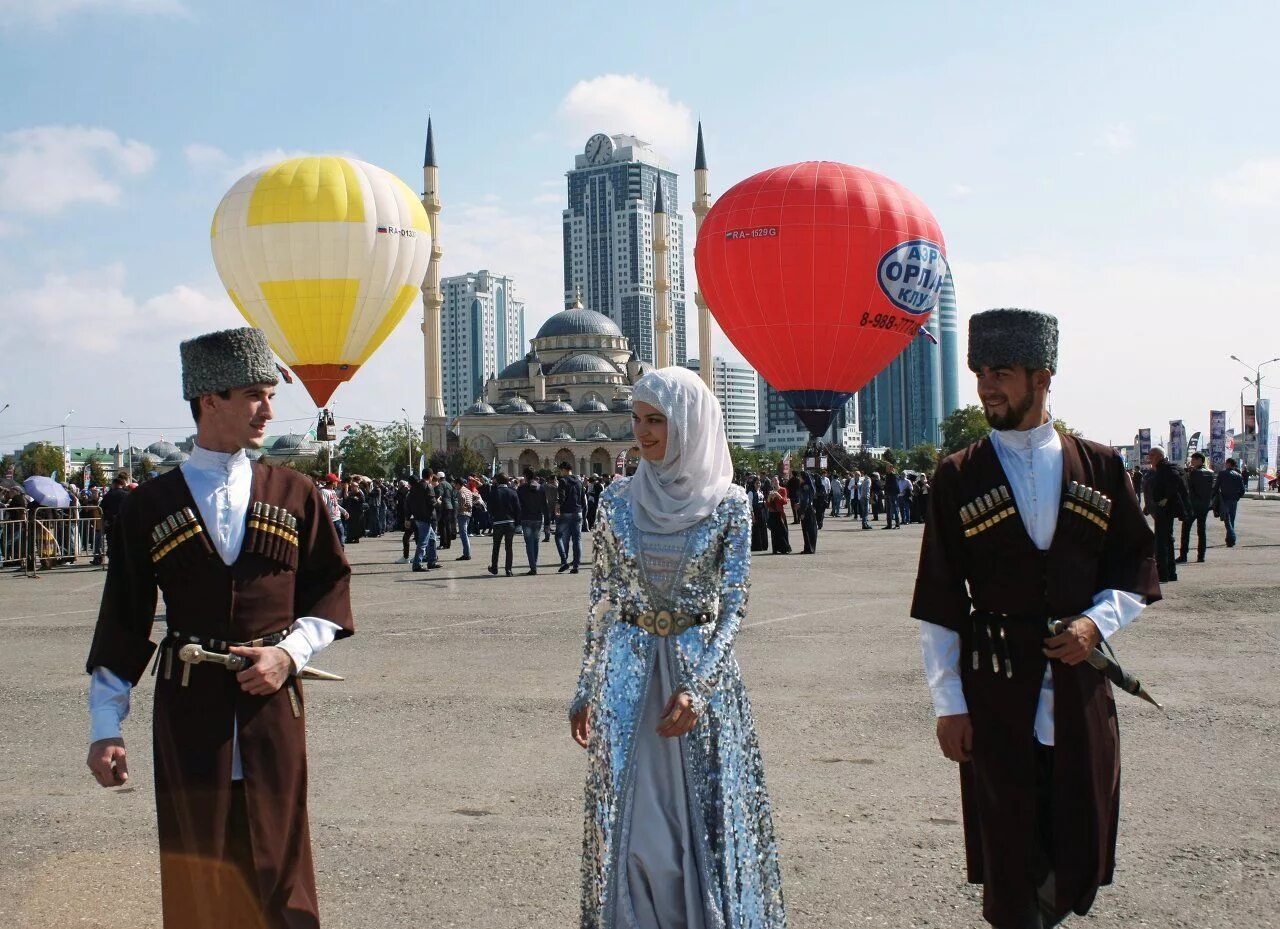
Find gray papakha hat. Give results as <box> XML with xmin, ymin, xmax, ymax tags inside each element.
<box><xmin>180</xmin><ymin>327</ymin><xmax>279</xmax><ymax>400</ymax></box>
<box><xmin>967</xmin><ymin>308</ymin><xmax>1059</xmax><ymax>374</ymax></box>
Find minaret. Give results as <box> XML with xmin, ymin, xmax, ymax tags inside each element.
<box><xmin>420</xmin><ymin>118</ymin><xmax>447</xmax><ymax>451</ymax></box>
<box><xmin>692</xmin><ymin>122</ymin><xmax>713</xmax><ymax>386</ymax></box>
<box><xmin>652</xmin><ymin>177</ymin><xmax>672</xmax><ymax>369</ymax></box>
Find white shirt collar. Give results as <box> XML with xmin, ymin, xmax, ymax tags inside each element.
<box><xmin>186</xmin><ymin>443</ymin><xmax>250</xmax><ymax>475</ymax></box>
<box><xmin>992</xmin><ymin>419</ymin><xmax>1059</xmax><ymax>453</ymax></box>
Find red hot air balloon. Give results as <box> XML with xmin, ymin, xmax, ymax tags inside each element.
<box><xmin>694</xmin><ymin>161</ymin><xmax>947</xmax><ymax>437</ymax></box>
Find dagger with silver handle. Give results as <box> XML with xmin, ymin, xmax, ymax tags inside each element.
<box><xmin>178</xmin><ymin>644</ymin><xmax>345</xmax><ymax>681</ymax></box>
<box><xmin>1046</xmin><ymin>619</ymin><xmax>1162</xmax><ymax>711</ymax></box>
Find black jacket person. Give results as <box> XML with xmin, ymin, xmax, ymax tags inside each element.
<box><xmin>911</xmin><ymin>308</ymin><xmax>1160</xmax><ymax>929</ymax></box>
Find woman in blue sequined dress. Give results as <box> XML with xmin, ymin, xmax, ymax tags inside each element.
<box><xmin>569</xmin><ymin>366</ymin><xmax>787</xmax><ymax>929</ymax></box>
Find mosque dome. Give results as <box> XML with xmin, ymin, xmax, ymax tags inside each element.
<box><xmin>586</xmin><ymin>430</ymin><xmax>611</xmax><ymax>442</ymax></box>
<box><xmin>467</xmin><ymin>401</ymin><xmax>497</xmax><ymax>415</ymax></box>
<box><xmin>162</xmin><ymin>451</ymin><xmax>189</xmax><ymax>466</ymax></box>
<box><xmin>611</xmin><ymin>396</ymin><xmax>633</xmax><ymax>411</ymax></box>
<box><xmin>536</xmin><ymin>308</ymin><xmax>623</xmax><ymax>340</ymax></box>
<box><xmin>499</xmin><ymin>397</ymin><xmax>534</xmax><ymax>414</ymax></box>
<box><xmin>577</xmin><ymin>398</ymin><xmax>610</xmax><ymax>413</ymax></box>
<box><xmin>145</xmin><ymin>440</ymin><xmax>180</xmax><ymax>459</ymax></box>
<box><xmin>542</xmin><ymin>400</ymin><xmax>576</xmax><ymax>414</ymax></box>
<box><xmin>550</xmin><ymin>354</ymin><xmax>620</xmax><ymax>376</ymax></box>
<box><xmin>551</xmin><ymin>430</ymin><xmax>574</xmax><ymax>441</ymax></box>
<box><xmin>497</xmin><ymin>358</ymin><xmax>533</xmax><ymax>380</ymax></box>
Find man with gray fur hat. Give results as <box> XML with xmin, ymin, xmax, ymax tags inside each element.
<box><xmin>911</xmin><ymin>308</ymin><xmax>1160</xmax><ymax>929</ymax></box>
<box><xmin>85</xmin><ymin>326</ymin><xmax>353</xmax><ymax>929</ymax></box>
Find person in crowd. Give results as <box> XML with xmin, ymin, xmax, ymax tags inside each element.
<box><xmin>435</xmin><ymin>472</ymin><xmax>454</xmax><ymax>550</ymax></box>
<box><xmin>452</xmin><ymin>476</ymin><xmax>474</xmax><ymax>561</ymax></box>
<box><xmin>486</xmin><ymin>472</ymin><xmax>520</xmax><ymax>577</ymax></box>
<box><xmin>408</xmin><ymin>470</ymin><xmax>440</xmax><ymax>571</ymax></box>
<box><xmin>786</xmin><ymin>471</ymin><xmax>802</xmax><ymax>524</ymax></box>
<box><xmin>765</xmin><ymin>479</ymin><xmax>792</xmax><ymax>554</ymax></box>
<box><xmin>556</xmin><ymin>461</ymin><xmax>585</xmax><ymax>574</ymax></box>
<box><xmin>1143</xmin><ymin>446</ymin><xmax>1188</xmax><ymax>583</ymax></box>
<box><xmin>829</xmin><ymin>471</ymin><xmax>843</xmax><ymax>518</ymax></box>
<box><xmin>912</xmin><ymin>308</ymin><xmax>1159</xmax><ymax>929</ymax></box>
<box><xmin>913</xmin><ymin>474</ymin><xmax>931</xmax><ymax>525</ymax></box>
<box><xmin>882</xmin><ymin>466</ymin><xmax>901</xmax><ymax>529</ymax></box>
<box><xmin>797</xmin><ymin>472</ymin><xmax>819</xmax><ymax>554</ymax></box>
<box><xmin>476</xmin><ymin>476</ymin><xmax>494</xmax><ymax>536</ymax></box>
<box><xmin>870</xmin><ymin>471</ymin><xmax>884</xmax><ymax>521</ymax></box>
<box><xmin>813</xmin><ymin>469</ymin><xmax>829</xmax><ymax>530</ymax></box>
<box><xmin>396</xmin><ymin>480</ymin><xmax>414</xmax><ymax>562</ymax></box>
<box><xmin>1178</xmin><ymin>452</ymin><xmax>1214</xmax><ymax>564</ymax></box>
<box><xmin>96</xmin><ymin>472</ymin><xmax>131</xmax><ymax>565</ymax></box>
<box><xmin>85</xmin><ymin>326</ymin><xmax>352</xmax><ymax>929</ymax></box>
<box><xmin>541</xmin><ymin>472</ymin><xmax>557</xmax><ymax>543</ymax></box>
<box><xmin>1212</xmin><ymin>457</ymin><xmax>1246</xmax><ymax>547</ymax></box>
<box><xmin>569</xmin><ymin>366</ymin><xmax>786</xmax><ymax>929</ymax></box>
<box><xmin>586</xmin><ymin>476</ymin><xmax>603</xmax><ymax>528</ymax></box>
<box><xmin>320</xmin><ymin>473</ymin><xmax>347</xmax><ymax>546</ymax></box>
<box><xmin>747</xmin><ymin>475</ymin><xmax>769</xmax><ymax>552</ymax></box>
<box><xmin>857</xmin><ymin>470</ymin><xmax>873</xmax><ymax>530</ymax></box>
<box><xmin>342</xmin><ymin>479</ymin><xmax>365</xmax><ymax>545</ymax></box>
<box><xmin>516</xmin><ymin>468</ymin><xmax>546</xmax><ymax>574</ymax></box>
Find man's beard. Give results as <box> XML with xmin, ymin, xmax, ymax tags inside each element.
<box><xmin>983</xmin><ymin>392</ymin><xmax>1035</xmax><ymax>431</ymax></box>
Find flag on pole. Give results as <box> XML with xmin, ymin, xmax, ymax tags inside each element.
<box><xmin>917</xmin><ymin>326</ymin><xmax>939</xmax><ymax>346</ymax></box>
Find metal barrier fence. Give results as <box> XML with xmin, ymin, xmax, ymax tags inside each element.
<box><xmin>0</xmin><ymin>507</ymin><xmax>27</xmax><ymax>566</ymax></box>
<box><xmin>24</xmin><ymin>506</ymin><xmax>106</xmax><ymax>572</ymax></box>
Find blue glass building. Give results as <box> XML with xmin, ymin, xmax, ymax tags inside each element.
<box><xmin>563</xmin><ymin>133</ymin><xmax>687</xmax><ymax>366</ymax></box>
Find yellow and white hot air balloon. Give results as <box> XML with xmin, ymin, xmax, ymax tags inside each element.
<box><xmin>210</xmin><ymin>156</ymin><xmax>430</xmax><ymax>407</ymax></box>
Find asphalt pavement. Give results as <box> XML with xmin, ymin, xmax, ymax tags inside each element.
<box><xmin>2</xmin><ymin>502</ymin><xmax>1276</xmax><ymax>928</ymax></box>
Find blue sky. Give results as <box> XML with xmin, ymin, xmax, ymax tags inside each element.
<box><xmin>2</xmin><ymin>0</ymin><xmax>1277</xmax><ymax>453</ymax></box>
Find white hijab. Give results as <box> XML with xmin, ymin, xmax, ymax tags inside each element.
<box><xmin>628</xmin><ymin>366</ymin><xmax>734</xmax><ymax>534</ymax></box>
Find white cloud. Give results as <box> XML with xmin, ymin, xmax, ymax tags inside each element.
<box><xmin>1097</xmin><ymin>123</ymin><xmax>1135</xmax><ymax>152</ymax></box>
<box><xmin>0</xmin><ymin>0</ymin><xmax>186</xmax><ymax>27</ymax></box>
<box><xmin>1</xmin><ymin>264</ymin><xmax>236</xmax><ymax>353</ymax></box>
<box><xmin>557</xmin><ymin>74</ymin><xmax>695</xmax><ymax>164</ymax></box>
<box><xmin>1210</xmin><ymin>158</ymin><xmax>1280</xmax><ymax>208</ymax></box>
<box><xmin>183</xmin><ymin>142</ymin><xmax>230</xmax><ymax>172</ymax></box>
<box><xmin>0</xmin><ymin>125</ymin><xmax>156</xmax><ymax>215</ymax></box>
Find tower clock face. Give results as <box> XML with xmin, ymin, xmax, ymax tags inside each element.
<box><xmin>585</xmin><ymin>133</ymin><xmax>615</xmax><ymax>165</ymax></box>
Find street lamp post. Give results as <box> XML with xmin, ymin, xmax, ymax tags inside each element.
<box><xmin>119</xmin><ymin>419</ymin><xmax>132</xmax><ymax>477</ymax></box>
<box><xmin>1230</xmin><ymin>355</ymin><xmax>1280</xmax><ymax>492</ymax></box>
<box><xmin>400</xmin><ymin>408</ymin><xmax>413</xmax><ymax>478</ymax></box>
<box><xmin>61</xmin><ymin>409</ymin><xmax>75</xmax><ymax>480</ymax></box>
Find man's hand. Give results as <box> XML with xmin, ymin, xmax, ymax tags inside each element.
<box><xmin>570</xmin><ymin>706</ymin><xmax>591</xmax><ymax>748</ymax></box>
<box><xmin>229</xmin><ymin>645</ymin><xmax>293</xmax><ymax>696</ymax></box>
<box><xmin>936</xmin><ymin>714</ymin><xmax>973</xmax><ymax>763</ymax></box>
<box><xmin>656</xmin><ymin>691</ymin><xmax>699</xmax><ymax>739</ymax></box>
<box><xmin>1043</xmin><ymin>616</ymin><xmax>1101</xmax><ymax>667</ymax></box>
<box><xmin>87</xmin><ymin>737</ymin><xmax>128</xmax><ymax>787</ymax></box>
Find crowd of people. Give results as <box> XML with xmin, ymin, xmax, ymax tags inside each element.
<box><xmin>311</xmin><ymin>464</ymin><xmax>616</xmax><ymax>577</ymax></box>
<box><xmin>741</xmin><ymin>466</ymin><xmax>932</xmax><ymax>555</ymax></box>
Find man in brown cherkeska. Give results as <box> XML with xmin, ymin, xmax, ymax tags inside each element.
<box><xmin>912</xmin><ymin>308</ymin><xmax>1160</xmax><ymax>929</ymax></box>
<box><xmin>86</xmin><ymin>327</ymin><xmax>353</xmax><ymax>929</ymax></box>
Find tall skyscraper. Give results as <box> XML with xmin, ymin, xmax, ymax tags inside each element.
<box><xmin>858</xmin><ymin>270</ymin><xmax>961</xmax><ymax>450</ymax></box>
<box><xmin>684</xmin><ymin>356</ymin><xmax>759</xmax><ymax>447</ymax></box>
<box><xmin>440</xmin><ymin>270</ymin><xmax>525</xmax><ymax>419</ymax></box>
<box><xmin>756</xmin><ymin>376</ymin><xmax>861</xmax><ymax>452</ymax></box>
<box><xmin>563</xmin><ymin>133</ymin><xmax>687</xmax><ymax>366</ymax></box>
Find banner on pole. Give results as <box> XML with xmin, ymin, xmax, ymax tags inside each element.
<box><xmin>1188</xmin><ymin>431</ymin><xmax>1201</xmax><ymax>454</ymax></box>
<box><xmin>1209</xmin><ymin>411</ymin><xmax>1227</xmax><ymax>470</ymax></box>
<box><xmin>1258</xmin><ymin>399</ymin><xmax>1272</xmax><ymax>482</ymax></box>
<box><xmin>1168</xmin><ymin>420</ymin><xmax>1186</xmax><ymax>464</ymax></box>
<box><xmin>1138</xmin><ymin>428</ymin><xmax>1152</xmax><ymax>462</ymax></box>
<box><xmin>615</xmin><ymin>450</ymin><xmax>627</xmax><ymax>475</ymax></box>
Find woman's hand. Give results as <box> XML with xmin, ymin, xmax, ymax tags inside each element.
<box><xmin>657</xmin><ymin>690</ymin><xmax>699</xmax><ymax>738</ymax></box>
<box><xmin>571</xmin><ymin>706</ymin><xmax>591</xmax><ymax>748</ymax></box>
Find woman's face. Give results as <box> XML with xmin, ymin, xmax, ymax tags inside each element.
<box><xmin>632</xmin><ymin>400</ymin><xmax>669</xmax><ymax>462</ymax></box>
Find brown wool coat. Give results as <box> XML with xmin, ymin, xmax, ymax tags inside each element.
<box><xmin>911</xmin><ymin>435</ymin><xmax>1160</xmax><ymax>928</ymax></box>
<box><xmin>88</xmin><ymin>463</ymin><xmax>353</xmax><ymax>929</ymax></box>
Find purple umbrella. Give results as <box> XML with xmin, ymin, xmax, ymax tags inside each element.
<box><xmin>22</xmin><ymin>476</ymin><xmax>72</xmax><ymax>508</ymax></box>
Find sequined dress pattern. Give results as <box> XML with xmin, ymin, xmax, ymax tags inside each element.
<box><xmin>571</xmin><ymin>480</ymin><xmax>786</xmax><ymax>929</ymax></box>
